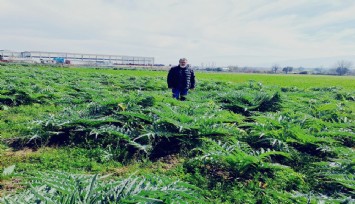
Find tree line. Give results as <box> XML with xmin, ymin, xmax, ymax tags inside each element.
<box><xmin>270</xmin><ymin>60</ymin><xmax>353</xmax><ymax>75</ymax></box>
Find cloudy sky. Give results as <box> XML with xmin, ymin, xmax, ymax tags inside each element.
<box><xmin>1</xmin><ymin>0</ymin><xmax>354</xmax><ymax>67</ymax></box>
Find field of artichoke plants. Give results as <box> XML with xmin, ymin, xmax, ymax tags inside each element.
<box><xmin>0</xmin><ymin>64</ymin><xmax>354</xmax><ymax>203</ymax></box>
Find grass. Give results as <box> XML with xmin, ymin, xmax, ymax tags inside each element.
<box><xmin>12</xmin><ymin>65</ymin><xmax>352</xmax><ymax>90</ymax></box>
<box><xmin>197</xmin><ymin>72</ymin><xmax>355</xmax><ymax>90</ymax></box>
<box><xmin>0</xmin><ymin>64</ymin><xmax>354</xmax><ymax>203</ymax></box>
<box><xmin>54</xmin><ymin>66</ymin><xmax>355</xmax><ymax>90</ymax></box>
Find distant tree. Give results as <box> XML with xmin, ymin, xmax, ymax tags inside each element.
<box><xmin>297</xmin><ymin>66</ymin><xmax>305</xmax><ymax>72</ymax></box>
<box><xmin>228</xmin><ymin>65</ymin><xmax>239</xmax><ymax>72</ymax></box>
<box><xmin>336</xmin><ymin>60</ymin><xmax>352</xmax><ymax>76</ymax></box>
<box><xmin>241</xmin><ymin>67</ymin><xmax>250</xmax><ymax>73</ymax></box>
<box><xmin>336</xmin><ymin>67</ymin><xmax>349</xmax><ymax>76</ymax></box>
<box><xmin>314</xmin><ymin>67</ymin><xmax>324</xmax><ymax>74</ymax></box>
<box><xmin>282</xmin><ymin>66</ymin><xmax>293</xmax><ymax>74</ymax></box>
<box><xmin>271</xmin><ymin>64</ymin><xmax>280</xmax><ymax>73</ymax></box>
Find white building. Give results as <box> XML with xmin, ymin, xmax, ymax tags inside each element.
<box><xmin>0</xmin><ymin>50</ymin><xmax>155</xmax><ymax>66</ymax></box>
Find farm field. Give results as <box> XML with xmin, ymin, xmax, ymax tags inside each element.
<box><xmin>61</xmin><ymin>67</ymin><xmax>355</xmax><ymax>90</ymax></box>
<box><xmin>0</xmin><ymin>64</ymin><xmax>354</xmax><ymax>203</ymax></box>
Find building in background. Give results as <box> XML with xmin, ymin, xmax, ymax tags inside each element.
<box><xmin>0</xmin><ymin>50</ymin><xmax>155</xmax><ymax>66</ymax></box>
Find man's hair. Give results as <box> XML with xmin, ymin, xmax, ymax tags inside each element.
<box><xmin>179</xmin><ymin>58</ymin><xmax>188</xmax><ymax>62</ymax></box>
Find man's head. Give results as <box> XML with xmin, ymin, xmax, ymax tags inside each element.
<box><xmin>179</xmin><ymin>58</ymin><xmax>188</xmax><ymax>68</ymax></box>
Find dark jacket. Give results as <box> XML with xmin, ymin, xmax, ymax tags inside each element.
<box><xmin>167</xmin><ymin>65</ymin><xmax>195</xmax><ymax>89</ymax></box>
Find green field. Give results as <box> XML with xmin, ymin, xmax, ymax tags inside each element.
<box><xmin>0</xmin><ymin>64</ymin><xmax>354</xmax><ymax>203</ymax></box>
<box><xmin>58</xmin><ymin>67</ymin><xmax>355</xmax><ymax>90</ymax></box>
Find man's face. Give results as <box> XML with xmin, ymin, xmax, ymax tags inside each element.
<box><xmin>179</xmin><ymin>60</ymin><xmax>187</xmax><ymax>68</ymax></box>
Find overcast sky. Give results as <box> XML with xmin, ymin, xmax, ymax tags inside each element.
<box><xmin>1</xmin><ymin>0</ymin><xmax>354</xmax><ymax>67</ymax></box>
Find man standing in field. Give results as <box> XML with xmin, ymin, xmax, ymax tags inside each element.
<box><xmin>167</xmin><ymin>58</ymin><xmax>195</xmax><ymax>101</ymax></box>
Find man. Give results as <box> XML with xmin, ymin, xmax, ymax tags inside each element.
<box><xmin>167</xmin><ymin>58</ymin><xmax>195</xmax><ymax>101</ymax></box>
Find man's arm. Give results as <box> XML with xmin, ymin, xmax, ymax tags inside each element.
<box><xmin>190</xmin><ymin>69</ymin><xmax>195</xmax><ymax>89</ymax></box>
<box><xmin>167</xmin><ymin>68</ymin><xmax>174</xmax><ymax>88</ymax></box>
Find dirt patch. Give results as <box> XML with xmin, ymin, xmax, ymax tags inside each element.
<box><xmin>157</xmin><ymin>154</ymin><xmax>181</xmax><ymax>170</ymax></box>
<box><xmin>4</xmin><ymin>148</ymin><xmax>34</xmax><ymax>157</ymax></box>
<box><xmin>0</xmin><ymin>178</ymin><xmax>25</xmax><ymax>198</ymax></box>
<box><xmin>1</xmin><ymin>148</ymin><xmax>36</xmax><ymax>167</ymax></box>
<box><xmin>112</xmin><ymin>166</ymin><xmax>131</xmax><ymax>176</ymax></box>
